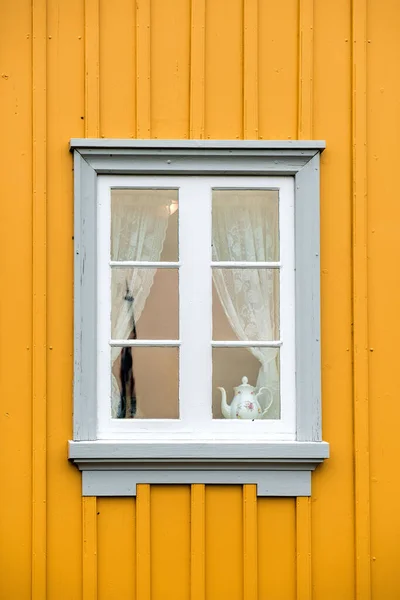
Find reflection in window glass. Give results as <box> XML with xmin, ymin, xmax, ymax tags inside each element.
<box><xmin>111</xmin><ymin>188</ymin><xmax>179</xmax><ymax>261</ymax></box>
<box><xmin>212</xmin><ymin>189</ymin><xmax>279</xmax><ymax>262</ymax></box>
<box><xmin>111</xmin><ymin>346</ymin><xmax>179</xmax><ymax>419</ymax></box>
<box><xmin>212</xmin><ymin>347</ymin><xmax>280</xmax><ymax>420</ymax></box>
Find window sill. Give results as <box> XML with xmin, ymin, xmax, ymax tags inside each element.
<box><xmin>68</xmin><ymin>439</ymin><xmax>329</xmax><ymax>497</ymax></box>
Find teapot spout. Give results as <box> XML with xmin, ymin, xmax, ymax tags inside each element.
<box><xmin>218</xmin><ymin>387</ymin><xmax>231</xmax><ymax>419</ymax></box>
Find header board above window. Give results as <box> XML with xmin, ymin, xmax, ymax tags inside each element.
<box><xmin>69</xmin><ymin>139</ymin><xmax>329</xmax><ymax>497</ymax></box>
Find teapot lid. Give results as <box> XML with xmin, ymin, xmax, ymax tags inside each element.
<box><xmin>235</xmin><ymin>376</ymin><xmax>254</xmax><ymax>390</ymax></box>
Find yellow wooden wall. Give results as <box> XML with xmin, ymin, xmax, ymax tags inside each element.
<box><xmin>1</xmin><ymin>0</ymin><xmax>399</xmax><ymax>598</ymax></box>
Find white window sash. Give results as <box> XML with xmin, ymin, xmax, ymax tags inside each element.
<box><xmin>97</xmin><ymin>175</ymin><xmax>295</xmax><ymax>441</ymax></box>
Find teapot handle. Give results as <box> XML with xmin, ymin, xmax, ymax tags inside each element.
<box><xmin>257</xmin><ymin>387</ymin><xmax>274</xmax><ymax>416</ymax></box>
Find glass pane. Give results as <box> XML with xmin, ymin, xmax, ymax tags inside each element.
<box><xmin>111</xmin><ymin>346</ymin><xmax>179</xmax><ymax>419</ymax></box>
<box><xmin>111</xmin><ymin>268</ymin><xmax>179</xmax><ymax>340</ymax></box>
<box><xmin>111</xmin><ymin>188</ymin><xmax>179</xmax><ymax>261</ymax></box>
<box><xmin>212</xmin><ymin>189</ymin><xmax>279</xmax><ymax>262</ymax></box>
<box><xmin>212</xmin><ymin>347</ymin><xmax>280</xmax><ymax>420</ymax></box>
<box><xmin>212</xmin><ymin>269</ymin><xmax>279</xmax><ymax>341</ymax></box>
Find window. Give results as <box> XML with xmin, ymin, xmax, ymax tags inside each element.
<box><xmin>69</xmin><ymin>140</ymin><xmax>329</xmax><ymax>497</ymax></box>
<box><xmin>97</xmin><ymin>175</ymin><xmax>294</xmax><ymax>440</ymax></box>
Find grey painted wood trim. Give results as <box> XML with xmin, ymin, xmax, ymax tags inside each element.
<box><xmin>73</xmin><ymin>153</ymin><xmax>97</xmax><ymax>440</ymax></box>
<box><xmin>81</xmin><ymin>470</ymin><xmax>312</xmax><ymax>497</ymax></box>
<box><xmin>84</xmin><ymin>156</ymin><xmax>309</xmax><ymax>176</ymax></box>
<box><xmin>295</xmin><ymin>154</ymin><xmax>322</xmax><ymax>441</ymax></box>
<box><xmin>69</xmin><ymin>440</ymin><xmax>328</xmax><ymax>497</ymax></box>
<box><xmin>69</xmin><ymin>139</ymin><xmax>326</xmax><ymax>176</ymax></box>
<box><xmin>70</xmin><ymin>138</ymin><xmax>326</xmax><ymax>151</ymax></box>
<box><xmin>69</xmin><ymin>440</ymin><xmax>329</xmax><ymax>461</ymax></box>
<box><xmin>71</xmin><ymin>139</ymin><xmax>327</xmax><ymax>496</ymax></box>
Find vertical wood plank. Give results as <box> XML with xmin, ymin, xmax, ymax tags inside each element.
<box><xmin>82</xmin><ymin>3</ymin><xmax>99</xmax><ymax>598</ymax></box>
<box><xmin>46</xmin><ymin>0</ymin><xmax>84</xmax><ymax>596</ymax></box>
<box><xmin>136</xmin><ymin>0</ymin><xmax>151</xmax><ymax>138</ymax></box>
<box><xmin>298</xmin><ymin>0</ymin><xmax>314</xmax><ymax>139</ymax></box>
<box><xmin>150</xmin><ymin>486</ymin><xmax>191</xmax><ymax>600</ymax></box>
<box><xmin>296</xmin><ymin>497</ymin><xmax>312</xmax><ymax>600</ymax></box>
<box><xmin>205</xmin><ymin>486</ymin><xmax>243</xmax><ymax>600</ymax></box>
<box><xmin>136</xmin><ymin>484</ymin><xmax>151</xmax><ymax>600</ymax></box>
<box><xmin>82</xmin><ymin>497</ymin><xmax>98</xmax><ymax>600</ymax></box>
<box><xmin>258</xmin><ymin>0</ymin><xmax>298</xmax><ymax>140</ymax></box>
<box><xmin>191</xmin><ymin>484</ymin><xmax>205</xmax><ymax>600</ymax></box>
<box><xmin>351</xmin><ymin>0</ymin><xmax>371</xmax><ymax>598</ymax></box>
<box><xmin>99</xmin><ymin>0</ymin><xmax>136</xmax><ymax>138</ymax></box>
<box><xmin>204</xmin><ymin>0</ymin><xmax>243</xmax><ymax>139</ymax></box>
<box><xmin>258</xmin><ymin>499</ymin><xmax>296</xmax><ymax>600</ymax></box>
<box><xmin>32</xmin><ymin>0</ymin><xmax>47</xmax><ymax>598</ymax></box>
<box><xmin>312</xmin><ymin>0</ymin><xmax>355</xmax><ymax>594</ymax></box>
<box><xmin>297</xmin><ymin>2</ymin><xmax>313</xmax><ymax>596</ymax></box>
<box><xmin>243</xmin><ymin>485</ymin><xmax>258</xmax><ymax>600</ymax></box>
<box><xmin>0</xmin><ymin>2</ymin><xmax>32</xmax><ymax>597</ymax></box>
<box><xmin>84</xmin><ymin>0</ymin><xmax>100</xmax><ymax>137</ymax></box>
<box><xmin>150</xmin><ymin>0</ymin><xmax>190</xmax><ymax>139</ymax></box>
<box><xmin>97</xmin><ymin>498</ymin><xmax>136</xmax><ymax>600</ymax></box>
<box><xmin>189</xmin><ymin>0</ymin><xmax>206</xmax><ymax>139</ymax></box>
<box><xmin>243</xmin><ymin>0</ymin><xmax>258</xmax><ymax>139</ymax></box>
<box><xmin>367</xmin><ymin>2</ymin><xmax>400</xmax><ymax>597</ymax></box>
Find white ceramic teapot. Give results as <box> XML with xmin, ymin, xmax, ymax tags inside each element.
<box><xmin>218</xmin><ymin>376</ymin><xmax>273</xmax><ymax>419</ymax></box>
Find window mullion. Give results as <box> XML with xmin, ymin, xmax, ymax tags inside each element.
<box><xmin>179</xmin><ymin>180</ymin><xmax>212</xmax><ymax>428</ymax></box>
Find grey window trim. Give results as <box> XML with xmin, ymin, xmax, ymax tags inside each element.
<box><xmin>69</xmin><ymin>139</ymin><xmax>328</xmax><ymax>497</ymax></box>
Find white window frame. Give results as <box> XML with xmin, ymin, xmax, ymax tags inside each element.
<box><xmin>69</xmin><ymin>140</ymin><xmax>329</xmax><ymax>497</ymax></box>
<box><xmin>97</xmin><ymin>175</ymin><xmax>295</xmax><ymax>441</ymax></box>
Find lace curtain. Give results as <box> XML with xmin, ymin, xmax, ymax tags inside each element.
<box><xmin>110</xmin><ymin>192</ymin><xmax>171</xmax><ymax>416</ymax></box>
<box><xmin>212</xmin><ymin>191</ymin><xmax>280</xmax><ymax>418</ymax></box>
<box><xmin>110</xmin><ymin>189</ymin><xmax>279</xmax><ymax>418</ymax></box>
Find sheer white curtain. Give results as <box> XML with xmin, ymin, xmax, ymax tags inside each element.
<box><xmin>212</xmin><ymin>191</ymin><xmax>280</xmax><ymax>418</ymax></box>
<box><xmin>110</xmin><ymin>192</ymin><xmax>171</xmax><ymax>416</ymax></box>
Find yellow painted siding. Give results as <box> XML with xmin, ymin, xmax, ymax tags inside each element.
<box><xmin>0</xmin><ymin>0</ymin><xmax>399</xmax><ymax>598</ymax></box>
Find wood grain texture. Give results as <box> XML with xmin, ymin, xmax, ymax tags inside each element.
<box><xmin>31</xmin><ymin>0</ymin><xmax>47</xmax><ymax>597</ymax></box>
<box><xmin>352</xmin><ymin>0</ymin><xmax>371</xmax><ymax>598</ymax></box>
